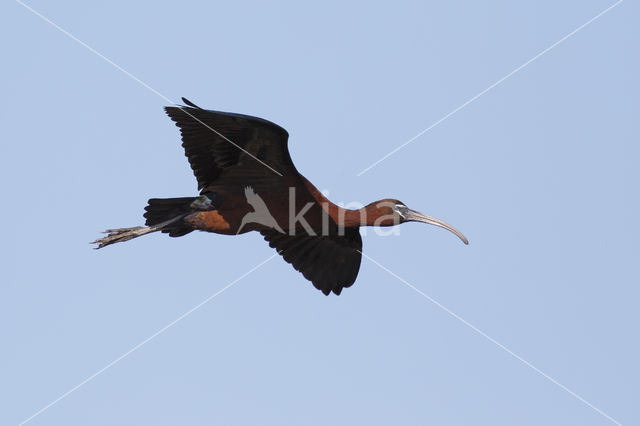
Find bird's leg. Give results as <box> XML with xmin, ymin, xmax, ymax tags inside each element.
<box><xmin>92</xmin><ymin>226</ymin><xmax>157</xmax><ymax>248</ymax></box>
<box><xmin>91</xmin><ymin>215</ymin><xmax>186</xmax><ymax>249</ymax></box>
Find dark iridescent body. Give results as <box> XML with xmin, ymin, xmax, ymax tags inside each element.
<box><xmin>94</xmin><ymin>98</ymin><xmax>468</xmax><ymax>295</ymax></box>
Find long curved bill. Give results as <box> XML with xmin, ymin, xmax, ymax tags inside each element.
<box><xmin>405</xmin><ymin>209</ymin><xmax>469</xmax><ymax>245</ymax></box>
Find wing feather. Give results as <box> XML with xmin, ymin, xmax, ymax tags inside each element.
<box><xmin>165</xmin><ymin>99</ymin><xmax>294</xmax><ymax>190</ymax></box>
<box><xmin>261</xmin><ymin>228</ymin><xmax>363</xmax><ymax>295</ymax></box>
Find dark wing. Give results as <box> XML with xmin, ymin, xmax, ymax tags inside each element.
<box><xmin>165</xmin><ymin>98</ymin><xmax>295</xmax><ymax>190</ymax></box>
<box><xmin>261</xmin><ymin>228</ymin><xmax>363</xmax><ymax>296</ymax></box>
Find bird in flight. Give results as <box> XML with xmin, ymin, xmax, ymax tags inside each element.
<box><xmin>93</xmin><ymin>98</ymin><xmax>468</xmax><ymax>295</ymax></box>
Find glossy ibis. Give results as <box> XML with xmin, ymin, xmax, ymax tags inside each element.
<box><xmin>94</xmin><ymin>98</ymin><xmax>468</xmax><ymax>295</ymax></box>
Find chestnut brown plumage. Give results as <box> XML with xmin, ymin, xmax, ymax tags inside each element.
<box><xmin>93</xmin><ymin>98</ymin><xmax>468</xmax><ymax>295</ymax></box>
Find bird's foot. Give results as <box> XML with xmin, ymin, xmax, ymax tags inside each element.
<box><xmin>91</xmin><ymin>226</ymin><xmax>153</xmax><ymax>249</ymax></box>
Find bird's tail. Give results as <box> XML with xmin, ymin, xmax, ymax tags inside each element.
<box><xmin>92</xmin><ymin>197</ymin><xmax>197</xmax><ymax>249</ymax></box>
<box><xmin>144</xmin><ymin>197</ymin><xmax>197</xmax><ymax>232</ymax></box>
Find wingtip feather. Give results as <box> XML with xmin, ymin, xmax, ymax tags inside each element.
<box><xmin>181</xmin><ymin>97</ymin><xmax>202</xmax><ymax>109</ymax></box>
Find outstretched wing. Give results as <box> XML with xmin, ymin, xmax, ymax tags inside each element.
<box><xmin>261</xmin><ymin>228</ymin><xmax>363</xmax><ymax>296</ymax></box>
<box><xmin>165</xmin><ymin>98</ymin><xmax>295</xmax><ymax>190</ymax></box>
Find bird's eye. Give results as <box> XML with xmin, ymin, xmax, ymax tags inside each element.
<box><xmin>394</xmin><ymin>204</ymin><xmax>407</xmax><ymax>219</ymax></box>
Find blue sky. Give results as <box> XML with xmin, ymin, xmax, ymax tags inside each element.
<box><xmin>1</xmin><ymin>1</ymin><xmax>638</xmax><ymax>425</ymax></box>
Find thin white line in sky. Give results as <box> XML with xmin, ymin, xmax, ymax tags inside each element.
<box><xmin>356</xmin><ymin>0</ymin><xmax>625</xmax><ymax>176</ymax></box>
<box><xmin>18</xmin><ymin>254</ymin><xmax>278</xmax><ymax>426</ymax></box>
<box><xmin>360</xmin><ymin>251</ymin><xmax>622</xmax><ymax>426</ymax></box>
<box><xmin>15</xmin><ymin>0</ymin><xmax>283</xmax><ymax>177</ymax></box>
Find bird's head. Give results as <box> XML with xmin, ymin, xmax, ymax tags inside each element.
<box><xmin>366</xmin><ymin>199</ymin><xmax>469</xmax><ymax>245</ymax></box>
